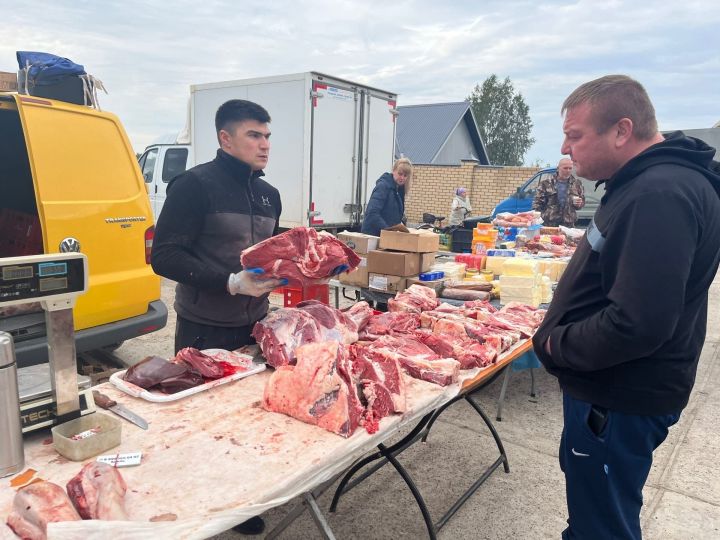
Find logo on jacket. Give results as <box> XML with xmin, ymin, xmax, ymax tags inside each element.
<box><xmin>261</xmin><ymin>196</ymin><xmax>272</xmax><ymax>206</ymax></box>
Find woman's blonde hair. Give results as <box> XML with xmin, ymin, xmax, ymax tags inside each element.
<box><xmin>393</xmin><ymin>157</ymin><xmax>413</xmax><ymax>193</ymax></box>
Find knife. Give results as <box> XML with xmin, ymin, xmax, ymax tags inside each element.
<box><xmin>92</xmin><ymin>390</ymin><xmax>149</xmax><ymax>430</ymax></box>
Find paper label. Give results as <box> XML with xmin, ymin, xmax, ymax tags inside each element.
<box><xmin>97</xmin><ymin>452</ymin><xmax>143</xmax><ymax>467</ymax></box>
<box><xmin>369</xmin><ymin>275</ymin><xmax>388</xmax><ymax>290</ymax></box>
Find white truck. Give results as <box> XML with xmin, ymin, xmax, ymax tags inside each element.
<box><xmin>139</xmin><ymin>72</ymin><xmax>398</xmax><ymax>229</ymax></box>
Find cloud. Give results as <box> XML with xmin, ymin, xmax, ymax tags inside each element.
<box><xmin>1</xmin><ymin>0</ymin><xmax>718</xmax><ymax>161</ymax></box>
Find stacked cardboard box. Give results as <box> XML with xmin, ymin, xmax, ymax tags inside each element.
<box><xmin>367</xmin><ymin>230</ymin><xmax>439</xmax><ymax>293</ymax></box>
<box><xmin>337</xmin><ymin>231</ymin><xmax>378</xmax><ymax>288</ymax></box>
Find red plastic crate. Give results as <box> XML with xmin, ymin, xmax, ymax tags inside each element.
<box><xmin>283</xmin><ymin>284</ymin><xmax>330</xmax><ymax>307</ymax></box>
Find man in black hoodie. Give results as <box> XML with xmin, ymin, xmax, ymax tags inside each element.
<box><xmin>532</xmin><ymin>75</ymin><xmax>720</xmax><ymax>539</ymax></box>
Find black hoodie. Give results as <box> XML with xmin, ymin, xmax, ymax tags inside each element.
<box><xmin>532</xmin><ymin>132</ymin><xmax>720</xmax><ymax>415</ymax></box>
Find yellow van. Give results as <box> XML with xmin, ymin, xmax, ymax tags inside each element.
<box><xmin>0</xmin><ymin>93</ymin><xmax>167</xmax><ymax>367</ymax></box>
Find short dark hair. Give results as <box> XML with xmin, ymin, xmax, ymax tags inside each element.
<box><xmin>561</xmin><ymin>75</ymin><xmax>658</xmax><ymax>140</ymax></box>
<box><xmin>215</xmin><ymin>99</ymin><xmax>271</xmax><ymax>136</ymax></box>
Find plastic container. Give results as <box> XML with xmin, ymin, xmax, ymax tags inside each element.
<box><xmin>52</xmin><ymin>412</ymin><xmax>122</xmax><ymax>461</ymax></box>
<box><xmin>480</xmin><ymin>269</ymin><xmax>494</xmax><ymax>282</ymax></box>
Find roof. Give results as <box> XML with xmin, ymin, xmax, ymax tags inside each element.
<box><xmin>395</xmin><ymin>101</ymin><xmax>489</xmax><ymax>165</ymax></box>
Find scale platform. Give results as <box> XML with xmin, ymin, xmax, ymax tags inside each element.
<box><xmin>17</xmin><ymin>363</ymin><xmax>95</xmax><ymax>433</ymax></box>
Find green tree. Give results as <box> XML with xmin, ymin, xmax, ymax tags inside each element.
<box><xmin>468</xmin><ymin>75</ymin><xmax>535</xmax><ymax>166</ymax></box>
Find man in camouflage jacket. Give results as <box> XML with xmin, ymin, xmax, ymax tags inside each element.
<box><xmin>532</xmin><ymin>157</ymin><xmax>585</xmax><ymax>226</ymax></box>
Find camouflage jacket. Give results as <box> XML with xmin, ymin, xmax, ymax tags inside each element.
<box><xmin>532</xmin><ymin>174</ymin><xmax>585</xmax><ymax>227</ymax></box>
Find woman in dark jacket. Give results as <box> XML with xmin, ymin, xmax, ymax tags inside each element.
<box><xmin>361</xmin><ymin>158</ymin><xmax>412</xmax><ymax>236</ymax></box>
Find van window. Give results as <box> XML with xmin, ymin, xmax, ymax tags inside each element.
<box><xmin>141</xmin><ymin>148</ymin><xmax>158</xmax><ymax>184</ymax></box>
<box><xmin>162</xmin><ymin>148</ymin><xmax>188</xmax><ymax>182</ymax></box>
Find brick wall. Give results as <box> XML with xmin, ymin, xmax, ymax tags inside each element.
<box><xmin>405</xmin><ymin>160</ymin><xmax>541</xmax><ymax>223</ymax></box>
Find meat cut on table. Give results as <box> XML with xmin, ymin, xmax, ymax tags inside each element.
<box><xmin>359</xmin><ymin>311</ymin><xmax>421</xmax><ymax>340</ymax></box>
<box><xmin>415</xmin><ymin>329</ymin><xmax>497</xmax><ymax>369</ymax></box>
<box><xmin>388</xmin><ymin>284</ymin><xmax>439</xmax><ymax>314</ymax></box>
<box><xmin>66</xmin><ymin>462</ymin><xmax>128</xmax><ymax>521</ymax></box>
<box><xmin>253</xmin><ymin>301</ymin><xmax>373</xmax><ymax>367</ymax></box>
<box><xmin>356</xmin><ymin>335</ymin><xmax>461</xmax><ymax>387</ymax></box>
<box><xmin>6</xmin><ymin>481</ymin><xmax>80</xmax><ymax>540</ymax></box>
<box><xmin>241</xmin><ymin>227</ymin><xmax>361</xmax><ymax>286</ymax></box>
<box><xmin>262</xmin><ymin>341</ymin><xmax>365</xmax><ymax>437</ymax></box>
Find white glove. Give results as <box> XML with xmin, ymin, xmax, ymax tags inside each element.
<box><xmin>227</xmin><ymin>268</ymin><xmax>286</xmax><ymax>297</ymax></box>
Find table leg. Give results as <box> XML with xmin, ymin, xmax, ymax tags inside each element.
<box><xmin>530</xmin><ymin>367</ymin><xmax>537</xmax><ymax>398</ymax></box>
<box><xmin>466</xmin><ymin>393</ymin><xmax>510</xmax><ymax>474</ymax></box>
<box><xmin>304</xmin><ymin>492</ymin><xmax>337</xmax><ymax>540</ymax></box>
<box><xmin>378</xmin><ymin>442</ymin><xmax>437</xmax><ymax>540</ymax></box>
<box><xmin>495</xmin><ymin>365</ymin><xmax>512</xmax><ymax>421</ymax></box>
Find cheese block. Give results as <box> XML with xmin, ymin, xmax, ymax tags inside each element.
<box><xmin>503</xmin><ymin>258</ymin><xmax>539</xmax><ymax>277</ymax></box>
<box><xmin>485</xmin><ymin>256</ymin><xmax>510</xmax><ymax>276</ymax></box>
<box><xmin>499</xmin><ymin>274</ymin><xmax>542</xmax><ymax>287</ymax></box>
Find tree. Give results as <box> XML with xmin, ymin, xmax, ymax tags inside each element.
<box><xmin>468</xmin><ymin>75</ymin><xmax>535</xmax><ymax>166</ymax></box>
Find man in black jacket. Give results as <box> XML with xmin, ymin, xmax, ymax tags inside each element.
<box><xmin>533</xmin><ymin>75</ymin><xmax>720</xmax><ymax>539</ymax></box>
<box><xmin>151</xmin><ymin>100</ymin><xmax>284</xmax><ymax>535</ymax></box>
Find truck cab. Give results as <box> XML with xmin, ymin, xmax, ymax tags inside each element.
<box><xmin>138</xmin><ymin>140</ymin><xmax>191</xmax><ymax>221</ymax></box>
<box><xmin>0</xmin><ymin>93</ymin><xmax>167</xmax><ymax>367</ymax></box>
<box><xmin>492</xmin><ymin>167</ymin><xmax>604</xmax><ymax>226</ymax></box>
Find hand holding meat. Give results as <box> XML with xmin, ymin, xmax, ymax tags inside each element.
<box><xmin>227</xmin><ymin>268</ymin><xmax>285</xmax><ymax>297</ymax></box>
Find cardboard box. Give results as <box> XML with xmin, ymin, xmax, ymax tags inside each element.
<box><xmin>337</xmin><ymin>231</ymin><xmax>379</xmax><ymax>254</ymax></box>
<box><xmin>367</xmin><ymin>250</ymin><xmax>421</xmax><ymax>276</ymax></box>
<box><xmin>0</xmin><ymin>71</ymin><xmax>18</xmax><ymax>92</ymax></box>
<box><xmin>338</xmin><ymin>257</ymin><xmax>368</xmax><ymax>287</ymax></box>
<box><xmin>406</xmin><ymin>276</ymin><xmax>444</xmax><ymax>295</ymax></box>
<box><xmin>368</xmin><ymin>273</ymin><xmax>407</xmax><ymax>293</ymax></box>
<box><xmin>379</xmin><ymin>229</ymin><xmax>439</xmax><ymax>253</ymax></box>
<box><xmin>420</xmin><ymin>252</ymin><xmax>436</xmax><ymax>273</ymax></box>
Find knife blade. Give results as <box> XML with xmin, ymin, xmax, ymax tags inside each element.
<box><xmin>92</xmin><ymin>390</ymin><xmax>148</xmax><ymax>430</ymax></box>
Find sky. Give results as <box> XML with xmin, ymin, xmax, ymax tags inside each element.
<box><xmin>2</xmin><ymin>0</ymin><xmax>719</xmax><ymax>165</ymax></box>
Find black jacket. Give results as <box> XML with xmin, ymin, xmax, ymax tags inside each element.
<box><xmin>533</xmin><ymin>132</ymin><xmax>720</xmax><ymax>415</ymax></box>
<box><xmin>151</xmin><ymin>150</ymin><xmax>281</xmax><ymax>327</ymax></box>
<box><xmin>361</xmin><ymin>172</ymin><xmax>405</xmax><ymax>236</ymax></box>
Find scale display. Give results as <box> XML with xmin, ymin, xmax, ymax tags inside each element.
<box><xmin>0</xmin><ymin>254</ymin><xmax>87</xmax><ymax>305</ymax></box>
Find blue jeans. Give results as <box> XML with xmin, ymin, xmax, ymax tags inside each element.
<box><xmin>560</xmin><ymin>392</ymin><xmax>680</xmax><ymax>539</ymax></box>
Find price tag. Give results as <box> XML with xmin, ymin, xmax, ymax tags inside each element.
<box><xmin>97</xmin><ymin>452</ymin><xmax>142</xmax><ymax>467</ymax></box>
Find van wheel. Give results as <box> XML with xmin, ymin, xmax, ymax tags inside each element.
<box><xmin>102</xmin><ymin>341</ymin><xmax>124</xmax><ymax>351</ymax></box>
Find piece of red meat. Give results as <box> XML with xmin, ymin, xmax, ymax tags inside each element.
<box><xmin>7</xmin><ymin>481</ymin><xmax>81</xmax><ymax>540</ymax></box>
<box><xmin>397</xmin><ymin>357</ymin><xmax>460</xmax><ymax>386</ymax></box>
<box><xmin>416</xmin><ymin>330</ymin><xmax>497</xmax><ymax>369</ymax></box>
<box><xmin>296</xmin><ymin>300</ymin><xmax>359</xmax><ymax>343</ymax></box>
<box><xmin>360</xmin><ymin>311</ymin><xmax>420</xmax><ymax>340</ymax></box>
<box><xmin>343</xmin><ymin>301</ymin><xmax>374</xmax><ymax>332</ymax></box>
<box><xmin>122</xmin><ymin>356</ymin><xmax>188</xmax><ymax>389</ymax></box>
<box><xmin>66</xmin><ymin>462</ymin><xmax>128</xmax><ymax>521</ymax></box>
<box><xmin>349</xmin><ymin>344</ymin><xmax>407</xmax><ymax>414</ymax></box>
<box><xmin>174</xmin><ymin>347</ymin><xmax>225</xmax><ymax>379</ymax></box>
<box><xmin>388</xmin><ymin>284</ymin><xmax>439</xmax><ymax>313</ymax></box>
<box><xmin>252</xmin><ymin>309</ymin><xmax>322</xmax><ymax>367</ymax></box>
<box><xmin>241</xmin><ymin>227</ymin><xmax>361</xmax><ymax>286</ymax></box>
<box><xmin>159</xmin><ymin>369</ymin><xmax>205</xmax><ymax>393</ymax></box>
<box><xmin>253</xmin><ymin>302</ymin><xmax>362</xmax><ymax>367</ymax></box>
<box><xmin>262</xmin><ymin>341</ymin><xmax>364</xmax><ymax>437</ymax></box>
<box><xmin>360</xmin><ymin>335</ymin><xmax>460</xmax><ymax>386</ymax></box>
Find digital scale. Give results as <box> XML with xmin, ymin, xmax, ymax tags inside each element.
<box><xmin>0</xmin><ymin>253</ymin><xmax>95</xmax><ymax>433</ymax></box>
